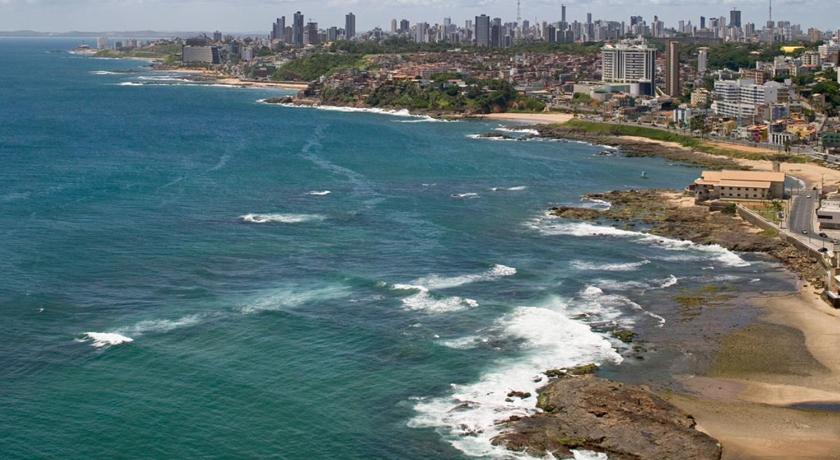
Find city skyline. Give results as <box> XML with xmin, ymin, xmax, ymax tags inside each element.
<box><xmin>0</xmin><ymin>0</ymin><xmax>837</xmax><ymax>33</ymax></box>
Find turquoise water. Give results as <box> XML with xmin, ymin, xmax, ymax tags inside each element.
<box><xmin>0</xmin><ymin>39</ymin><xmax>784</xmax><ymax>459</ymax></box>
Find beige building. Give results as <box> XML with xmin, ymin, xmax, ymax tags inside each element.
<box><xmin>691</xmin><ymin>170</ymin><xmax>786</xmax><ymax>201</ymax></box>
<box><xmin>818</xmin><ymin>199</ymin><xmax>840</xmax><ymax>229</ymax></box>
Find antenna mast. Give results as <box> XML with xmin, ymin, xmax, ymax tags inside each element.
<box><xmin>517</xmin><ymin>0</ymin><xmax>522</xmax><ymax>23</ymax></box>
<box><xmin>769</xmin><ymin>0</ymin><xmax>772</xmax><ymax>22</ymax></box>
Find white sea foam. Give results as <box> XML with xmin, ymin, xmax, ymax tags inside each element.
<box><xmin>494</xmin><ymin>127</ymin><xmax>540</xmax><ymax>136</ymax></box>
<box><xmin>91</xmin><ymin>70</ymin><xmax>121</xmax><ymax>75</ymax></box>
<box><xmin>396</xmin><ymin>116</ymin><xmax>455</xmax><ymax>123</ymax></box>
<box><xmin>531</xmin><ymin>218</ymin><xmax>750</xmax><ymax>268</ymax></box>
<box><xmin>466</xmin><ymin>134</ymin><xmax>517</xmax><ymax>142</ymax></box>
<box><xmin>276</xmin><ymin>103</ymin><xmax>440</xmax><ymax>120</ymax></box>
<box><xmin>117</xmin><ymin>82</ymin><xmax>143</xmax><ymax>86</ymax></box>
<box><xmin>577</xmin><ymin>286</ymin><xmax>665</xmax><ymax>327</ymax></box>
<box><xmin>439</xmin><ymin>335</ymin><xmax>485</xmax><ymax>350</ymax></box>
<box><xmin>239</xmin><ymin>285</ymin><xmax>349</xmax><ymax>315</ymax></box>
<box><xmin>120</xmin><ymin>315</ymin><xmax>204</xmax><ymax>335</ymax></box>
<box><xmin>409</xmin><ymin>298</ymin><xmax>622</xmax><ymax>457</ymax></box>
<box><xmin>81</xmin><ymin>332</ymin><xmax>134</xmax><ymax>348</ymax></box>
<box><xmin>393</xmin><ymin>284</ymin><xmax>479</xmax><ymax>313</ymax></box>
<box><xmin>490</xmin><ymin>186</ymin><xmax>526</xmax><ymax>192</ymax></box>
<box><xmin>240</xmin><ymin>213</ymin><xmax>325</xmax><ymax>224</ymax></box>
<box><xmin>571</xmin><ymin>259</ymin><xmax>651</xmax><ymax>272</ymax></box>
<box><xmin>413</xmin><ymin>264</ymin><xmax>517</xmax><ymax>290</ymax></box>
<box><xmin>592</xmin><ymin>275</ymin><xmax>679</xmax><ymax>292</ymax></box>
<box><xmin>451</xmin><ymin>192</ymin><xmax>480</xmax><ymax>199</ymax></box>
<box><xmin>581</xmin><ymin>197</ymin><xmax>612</xmax><ymax>210</ymax></box>
<box><xmin>573</xmin><ymin>451</ymin><xmax>609</xmax><ymax>460</ymax></box>
<box><xmin>307</xmin><ymin>190</ymin><xmax>332</xmax><ymax>196</ymax></box>
<box><xmin>660</xmin><ymin>275</ymin><xmax>680</xmax><ymax>289</ymax></box>
<box><xmin>137</xmin><ymin>76</ymin><xmax>193</xmax><ymax>83</ymax></box>
<box><xmin>80</xmin><ymin>313</ymin><xmax>205</xmax><ymax>349</ymax></box>
<box><xmin>390</xmin><ymin>265</ymin><xmax>516</xmax><ymax>314</ymax></box>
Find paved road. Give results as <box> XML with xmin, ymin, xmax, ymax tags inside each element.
<box><xmin>788</xmin><ymin>190</ymin><xmax>834</xmax><ymax>247</ymax></box>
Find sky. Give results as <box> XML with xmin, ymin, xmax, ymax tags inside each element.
<box><xmin>0</xmin><ymin>0</ymin><xmax>837</xmax><ymax>33</ymax></box>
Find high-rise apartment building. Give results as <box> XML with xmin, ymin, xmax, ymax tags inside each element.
<box><xmin>665</xmin><ymin>40</ymin><xmax>680</xmax><ymax>97</ymax></box>
<box><xmin>345</xmin><ymin>13</ymin><xmax>356</xmax><ymax>40</ymax></box>
<box><xmin>305</xmin><ymin>21</ymin><xmax>319</xmax><ymax>45</ymax></box>
<box><xmin>698</xmin><ymin>47</ymin><xmax>709</xmax><ymax>74</ymax></box>
<box><xmin>272</xmin><ymin>17</ymin><xmax>286</xmax><ymax>42</ymax></box>
<box><xmin>601</xmin><ymin>41</ymin><xmax>657</xmax><ymax>95</ymax></box>
<box><xmin>292</xmin><ymin>11</ymin><xmax>304</xmax><ymax>47</ymax></box>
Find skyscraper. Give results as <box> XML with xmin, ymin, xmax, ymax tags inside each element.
<box><xmin>292</xmin><ymin>11</ymin><xmax>304</xmax><ymax>47</ymax></box>
<box><xmin>700</xmin><ymin>16</ymin><xmax>706</xmax><ymax>30</ymax></box>
<box><xmin>305</xmin><ymin>21</ymin><xmax>319</xmax><ymax>45</ymax></box>
<box><xmin>400</xmin><ymin>19</ymin><xmax>410</xmax><ymax>34</ymax></box>
<box><xmin>561</xmin><ymin>5</ymin><xmax>566</xmax><ymax>24</ymax></box>
<box><xmin>272</xmin><ymin>17</ymin><xmax>286</xmax><ymax>42</ymax></box>
<box><xmin>391</xmin><ymin>19</ymin><xmax>398</xmax><ymax>34</ymax></box>
<box><xmin>345</xmin><ymin>13</ymin><xmax>356</xmax><ymax>40</ymax></box>
<box><xmin>730</xmin><ymin>9</ymin><xmax>742</xmax><ymax>28</ymax></box>
<box><xmin>475</xmin><ymin>14</ymin><xmax>490</xmax><ymax>47</ymax></box>
<box><xmin>665</xmin><ymin>40</ymin><xmax>680</xmax><ymax>98</ymax></box>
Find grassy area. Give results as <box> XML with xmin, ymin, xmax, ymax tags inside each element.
<box><xmin>272</xmin><ymin>53</ymin><xmax>366</xmax><ymax>82</ymax></box>
<box><xmin>740</xmin><ymin>200</ymin><xmax>787</xmax><ymax>224</ymax></box>
<box><xmin>563</xmin><ymin>119</ymin><xmax>810</xmax><ymax>163</ymax></box>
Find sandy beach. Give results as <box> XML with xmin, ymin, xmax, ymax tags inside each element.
<box><xmin>666</xmin><ymin>287</ymin><xmax>840</xmax><ymax>459</ymax></box>
<box><xmin>213</xmin><ymin>78</ymin><xmax>308</xmax><ymax>90</ymax></box>
<box><xmin>479</xmin><ymin>112</ymin><xmax>574</xmax><ymax>124</ymax></box>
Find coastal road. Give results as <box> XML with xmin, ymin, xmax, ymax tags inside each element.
<box><xmin>788</xmin><ymin>190</ymin><xmax>834</xmax><ymax>248</ymax></box>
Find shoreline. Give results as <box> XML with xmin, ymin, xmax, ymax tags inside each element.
<box><xmin>542</xmin><ymin>190</ymin><xmax>840</xmax><ymax>459</ymax></box>
<box><xmin>665</xmin><ymin>286</ymin><xmax>840</xmax><ymax>459</ymax></box>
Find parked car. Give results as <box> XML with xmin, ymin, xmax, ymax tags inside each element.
<box><xmin>820</xmin><ymin>233</ymin><xmax>829</xmax><ymax>238</ymax></box>
<box><xmin>802</xmin><ymin>230</ymin><xmax>809</xmax><ymax>235</ymax></box>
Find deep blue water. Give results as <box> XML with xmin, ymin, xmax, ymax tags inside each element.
<box><xmin>0</xmin><ymin>39</ymin><xmax>788</xmax><ymax>459</ymax></box>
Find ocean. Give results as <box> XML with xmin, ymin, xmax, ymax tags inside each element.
<box><xmin>0</xmin><ymin>39</ymin><xmax>791</xmax><ymax>459</ymax></box>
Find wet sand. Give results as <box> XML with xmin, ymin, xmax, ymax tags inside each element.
<box><xmin>665</xmin><ymin>287</ymin><xmax>840</xmax><ymax>459</ymax></box>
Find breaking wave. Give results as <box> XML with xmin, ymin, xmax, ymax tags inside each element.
<box><xmin>494</xmin><ymin>127</ymin><xmax>540</xmax><ymax>136</ymax></box>
<box><xmin>390</xmin><ymin>265</ymin><xmax>516</xmax><ymax>314</ymax></box>
<box><xmin>451</xmin><ymin>192</ymin><xmax>480</xmax><ymax>199</ymax></box>
<box><xmin>409</xmin><ymin>297</ymin><xmax>622</xmax><ymax>457</ymax></box>
<box><xmin>307</xmin><ymin>190</ymin><xmax>332</xmax><ymax>196</ymax></box>
<box><xmin>240</xmin><ymin>213</ymin><xmax>325</xmax><ymax>224</ymax></box>
<box><xmin>393</xmin><ymin>284</ymin><xmax>479</xmax><ymax>313</ymax></box>
<box><xmin>530</xmin><ymin>218</ymin><xmax>750</xmax><ymax>268</ymax></box>
<box><xmin>571</xmin><ymin>260</ymin><xmax>651</xmax><ymax>272</ymax></box>
<box><xmin>80</xmin><ymin>332</ymin><xmax>133</xmax><ymax>348</ymax></box>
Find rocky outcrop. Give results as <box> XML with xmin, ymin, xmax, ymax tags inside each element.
<box><xmin>551</xmin><ymin>190</ymin><xmax>825</xmax><ymax>288</ymax></box>
<box><xmin>535</xmin><ymin>125</ymin><xmax>745</xmax><ymax>170</ymax></box>
<box><xmin>493</xmin><ymin>374</ymin><xmax>722</xmax><ymax>459</ymax></box>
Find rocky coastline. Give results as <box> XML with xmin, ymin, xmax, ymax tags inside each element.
<box><xmin>533</xmin><ymin>125</ymin><xmax>746</xmax><ymax>170</ymax></box>
<box><xmin>550</xmin><ymin>189</ymin><xmax>824</xmax><ymax>288</ymax></box>
<box><xmin>491</xmin><ymin>189</ymin><xmax>829</xmax><ymax>459</ymax></box>
<box><xmin>493</xmin><ymin>371</ymin><xmax>722</xmax><ymax>459</ymax></box>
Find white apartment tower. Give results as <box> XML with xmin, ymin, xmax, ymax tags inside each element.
<box><xmin>601</xmin><ymin>41</ymin><xmax>657</xmax><ymax>95</ymax></box>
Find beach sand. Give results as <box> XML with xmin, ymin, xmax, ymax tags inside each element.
<box><xmin>479</xmin><ymin>112</ymin><xmax>574</xmax><ymax>124</ymax></box>
<box><xmin>214</xmin><ymin>78</ymin><xmax>308</xmax><ymax>90</ymax></box>
<box><xmin>665</xmin><ymin>287</ymin><xmax>840</xmax><ymax>459</ymax></box>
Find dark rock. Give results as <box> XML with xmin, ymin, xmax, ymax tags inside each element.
<box><xmin>507</xmin><ymin>391</ymin><xmax>532</xmax><ymax>399</ymax></box>
<box><xmin>492</xmin><ymin>375</ymin><xmax>722</xmax><ymax>459</ymax></box>
<box><xmin>612</xmin><ymin>329</ymin><xmax>637</xmax><ymax>343</ymax></box>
